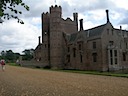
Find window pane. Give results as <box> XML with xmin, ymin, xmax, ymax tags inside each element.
<box><xmin>115</xmin><ymin>58</ymin><xmax>117</xmax><ymax>64</ymax></box>
<box><xmin>93</xmin><ymin>42</ymin><xmax>96</xmax><ymax>49</ymax></box>
<box><xmin>110</xmin><ymin>50</ymin><xmax>112</xmax><ymax>57</ymax></box>
<box><xmin>114</xmin><ymin>50</ymin><xmax>117</xmax><ymax>57</ymax></box>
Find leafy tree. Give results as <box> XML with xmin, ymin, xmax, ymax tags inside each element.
<box><xmin>22</xmin><ymin>49</ymin><xmax>34</xmax><ymax>60</ymax></box>
<box><xmin>0</xmin><ymin>0</ymin><xmax>29</xmax><ymax>24</ymax></box>
<box><xmin>0</xmin><ymin>50</ymin><xmax>20</xmax><ymax>63</ymax></box>
<box><xmin>5</xmin><ymin>50</ymin><xmax>15</xmax><ymax>62</ymax></box>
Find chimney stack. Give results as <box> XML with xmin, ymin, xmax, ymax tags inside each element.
<box><xmin>73</xmin><ymin>13</ymin><xmax>78</xmax><ymax>31</ymax></box>
<box><xmin>79</xmin><ymin>19</ymin><xmax>83</xmax><ymax>31</ymax></box>
<box><xmin>106</xmin><ymin>10</ymin><xmax>109</xmax><ymax>23</ymax></box>
<box><xmin>38</xmin><ymin>36</ymin><xmax>41</xmax><ymax>45</ymax></box>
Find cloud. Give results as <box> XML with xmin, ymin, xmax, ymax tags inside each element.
<box><xmin>1</xmin><ymin>0</ymin><xmax>128</xmax><ymax>54</ymax></box>
<box><xmin>0</xmin><ymin>19</ymin><xmax>41</xmax><ymax>53</ymax></box>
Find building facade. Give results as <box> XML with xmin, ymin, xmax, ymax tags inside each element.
<box><xmin>34</xmin><ymin>5</ymin><xmax>128</xmax><ymax>71</ymax></box>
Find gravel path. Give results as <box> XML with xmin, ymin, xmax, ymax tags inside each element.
<box><xmin>0</xmin><ymin>65</ymin><xmax>128</xmax><ymax>96</ymax></box>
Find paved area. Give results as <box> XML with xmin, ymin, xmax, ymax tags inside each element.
<box><xmin>0</xmin><ymin>65</ymin><xmax>128</xmax><ymax>96</ymax></box>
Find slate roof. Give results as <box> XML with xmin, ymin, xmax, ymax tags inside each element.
<box><xmin>69</xmin><ymin>32</ymin><xmax>78</xmax><ymax>42</ymax></box>
<box><xmin>67</xmin><ymin>23</ymin><xmax>107</xmax><ymax>43</ymax></box>
<box><xmin>84</xmin><ymin>23</ymin><xmax>106</xmax><ymax>37</ymax></box>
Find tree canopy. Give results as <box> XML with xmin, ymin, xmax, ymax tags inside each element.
<box><xmin>0</xmin><ymin>50</ymin><xmax>20</xmax><ymax>63</ymax></box>
<box><xmin>22</xmin><ymin>49</ymin><xmax>34</xmax><ymax>60</ymax></box>
<box><xmin>0</xmin><ymin>0</ymin><xmax>29</xmax><ymax>24</ymax></box>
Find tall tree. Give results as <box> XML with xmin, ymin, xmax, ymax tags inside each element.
<box><xmin>0</xmin><ymin>0</ymin><xmax>29</xmax><ymax>24</ymax></box>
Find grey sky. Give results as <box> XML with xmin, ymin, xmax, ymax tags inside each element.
<box><xmin>0</xmin><ymin>0</ymin><xmax>128</xmax><ymax>54</ymax></box>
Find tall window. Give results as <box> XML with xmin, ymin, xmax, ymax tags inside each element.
<box><xmin>126</xmin><ymin>43</ymin><xmax>128</xmax><ymax>49</ymax></box>
<box><xmin>68</xmin><ymin>47</ymin><xmax>70</xmax><ymax>52</ymax></box>
<box><xmin>109</xmin><ymin>50</ymin><xmax>118</xmax><ymax>65</ymax></box>
<box><xmin>73</xmin><ymin>48</ymin><xmax>76</xmax><ymax>57</ymax></box>
<box><xmin>123</xmin><ymin>53</ymin><xmax>126</xmax><ymax>61</ymax></box>
<box><xmin>110</xmin><ymin>50</ymin><xmax>113</xmax><ymax>65</ymax></box>
<box><xmin>93</xmin><ymin>42</ymin><xmax>96</xmax><ymax>49</ymax></box>
<box><xmin>114</xmin><ymin>50</ymin><xmax>117</xmax><ymax>64</ymax></box>
<box><xmin>80</xmin><ymin>54</ymin><xmax>83</xmax><ymax>63</ymax></box>
<box><xmin>92</xmin><ymin>53</ymin><xmax>97</xmax><ymax>62</ymax></box>
<box><xmin>67</xmin><ymin>55</ymin><xmax>70</xmax><ymax>63</ymax></box>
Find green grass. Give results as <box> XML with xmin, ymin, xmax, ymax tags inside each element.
<box><xmin>49</xmin><ymin>69</ymin><xmax>128</xmax><ymax>78</ymax></box>
<box><xmin>8</xmin><ymin>63</ymin><xmax>21</xmax><ymax>66</ymax></box>
<box><xmin>8</xmin><ymin>63</ymin><xmax>128</xmax><ymax>78</ymax></box>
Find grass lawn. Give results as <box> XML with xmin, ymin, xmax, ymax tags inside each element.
<box><xmin>56</xmin><ymin>69</ymin><xmax>128</xmax><ymax>78</ymax></box>
<box><xmin>8</xmin><ymin>63</ymin><xmax>128</xmax><ymax>78</ymax></box>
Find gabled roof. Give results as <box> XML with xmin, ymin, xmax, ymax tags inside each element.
<box><xmin>84</xmin><ymin>23</ymin><xmax>107</xmax><ymax>37</ymax></box>
<box><xmin>65</xmin><ymin>22</ymin><xmax>113</xmax><ymax>43</ymax></box>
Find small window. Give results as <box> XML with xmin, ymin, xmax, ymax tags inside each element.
<box><xmin>93</xmin><ymin>42</ymin><xmax>96</xmax><ymax>49</ymax></box>
<box><xmin>92</xmin><ymin>53</ymin><xmax>97</xmax><ymax>62</ymax></box>
<box><xmin>109</xmin><ymin>41</ymin><xmax>114</xmax><ymax>46</ymax></box>
<box><xmin>79</xmin><ymin>44</ymin><xmax>81</xmax><ymax>50</ymax></box>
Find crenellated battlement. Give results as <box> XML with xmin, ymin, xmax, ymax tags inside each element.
<box><xmin>42</xmin><ymin>12</ymin><xmax>50</xmax><ymax>16</ymax></box>
<box><xmin>50</xmin><ymin>5</ymin><xmax>62</xmax><ymax>14</ymax></box>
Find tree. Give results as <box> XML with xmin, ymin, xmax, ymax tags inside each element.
<box><xmin>0</xmin><ymin>50</ymin><xmax>21</xmax><ymax>63</ymax></box>
<box><xmin>22</xmin><ymin>49</ymin><xmax>34</xmax><ymax>60</ymax></box>
<box><xmin>0</xmin><ymin>0</ymin><xmax>29</xmax><ymax>24</ymax></box>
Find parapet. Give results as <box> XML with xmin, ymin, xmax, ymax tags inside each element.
<box><xmin>50</xmin><ymin>5</ymin><xmax>62</xmax><ymax>13</ymax></box>
<box><xmin>42</xmin><ymin>12</ymin><xmax>50</xmax><ymax>17</ymax></box>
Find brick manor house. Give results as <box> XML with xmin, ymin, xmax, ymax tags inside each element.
<box><xmin>34</xmin><ymin>5</ymin><xmax>128</xmax><ymax>71</ymax></box>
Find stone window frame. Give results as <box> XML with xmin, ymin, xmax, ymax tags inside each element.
<box><xmin>92</xmin><ymin>42</ymin><xmax>96</xmax><ymax>49</ymax></box>
<box><xmin>92</xmin><ymin>53</ymin><xmax>97</xmax><ymax>62</ymax></box>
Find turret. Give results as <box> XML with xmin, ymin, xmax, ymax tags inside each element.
<box><xmin>50</xmin><ymin>5</ymin><xmax>62</xmax><ymax>18</ymax></box>
<box><xmin>41</xmin><ymin>12</ymin><xmax>50</xmax><ymax>43</ymax></box>
<box><xmin>49</xmin><ymin>5</ymin><xmax>63</xmax><ymax>68</ymax></box>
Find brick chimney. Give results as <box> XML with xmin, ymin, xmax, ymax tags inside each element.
<box><xmin>106</xmin><ymin>10</ymin><xmax>109</xmax><ymax>23</ymax></box>
<box><xmin>79</xmin><ymin>19</ymin><xmax>83</xmax><ymax>31</ymax></box>
<box><xmin>73</xmin><ymin>13</ymin><xmax>78</xmax><ymax>31</ymax></box>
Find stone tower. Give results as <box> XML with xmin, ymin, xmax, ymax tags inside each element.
<box><xmin>41</xmin><ymin>12</ymin><xmax>50</xmax><ymax>65</ymax></box>
<box><xmin>50</xmin><ymin>5</ymin><xmax>63</xmax><ymax>68</ymax></box>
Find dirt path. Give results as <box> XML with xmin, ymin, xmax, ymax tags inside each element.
<box><xmin>0</xmin><ymin>65</ymin><xmax>128</xmax><ymax>96</ymax></box>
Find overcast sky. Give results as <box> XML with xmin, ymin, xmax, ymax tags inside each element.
<box><xmin>0</xmin><ymin>0</ymin><xmax>128</xmax><ymax>54</ymax></box>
